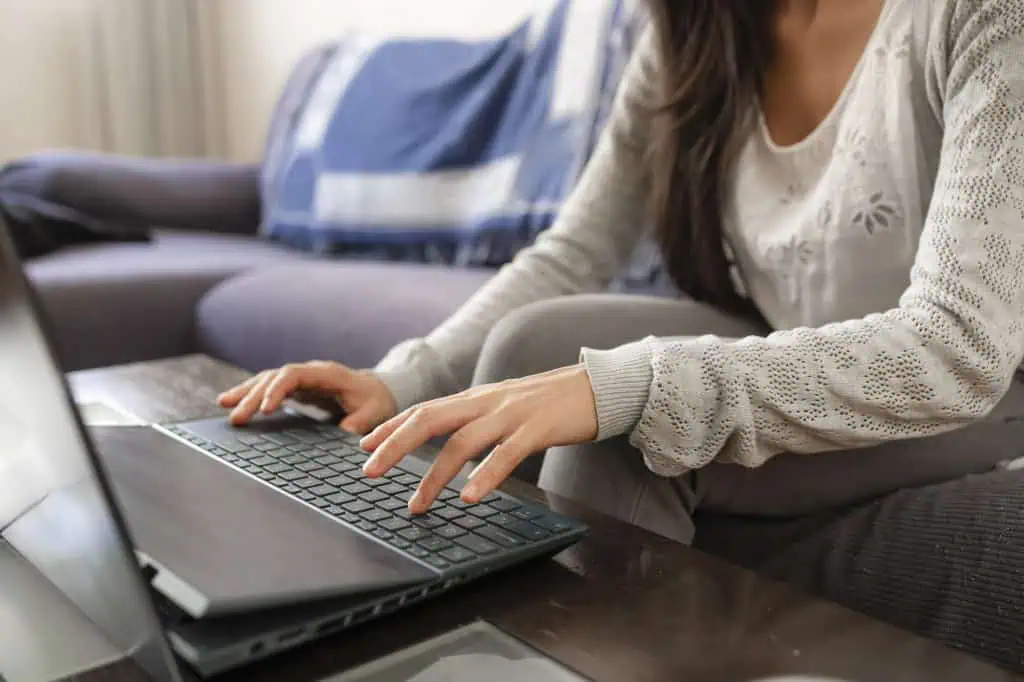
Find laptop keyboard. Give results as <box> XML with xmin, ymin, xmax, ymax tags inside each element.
<box><xmin>165</xmin><ymin>422</ymin><xmax>581</xmax><ymax>572</ymax></box>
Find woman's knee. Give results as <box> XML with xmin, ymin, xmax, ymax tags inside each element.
<box><xmin>473</xmin><ymin>297</ymin><xmax>603</xmax><ymax>385</ymax></box>
<box><xmin>473</xmin><ymin>293</ymin><xmax>761</xmax><ymax>387</ymax></box>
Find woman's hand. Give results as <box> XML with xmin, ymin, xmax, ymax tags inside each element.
<box><xmin>217</xmin><ymin>361</ymin><xmax>397</xmax><ymax>434</ymax></box>
<box><xmin>360</xmin><ymin>364</ymin><xmax>599</xmax><ymax>514</ymax></box>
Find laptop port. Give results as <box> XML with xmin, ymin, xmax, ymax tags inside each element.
<box><xmin>278</xmin><ymin>627</ymin><xmax>305</xmax><ymax>644</ymax></box>
<box><xmin>380</xmin><ymin>597</ymin><xmax>401</xmax><ymax>612</ymax></box>
<box><xmin>316</xmin><ymin>615</ymin><xmax>348</xmax><ymax>635</ymax></box>
<box><xmin>249</xmin><ymin>641</ymin><xmax>265</xmax><ymax>656</ymax></box>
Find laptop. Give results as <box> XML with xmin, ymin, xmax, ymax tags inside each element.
<box><xmin>0</xmin><ymin>218</ymin><xmax>587</xmax><ymax>678</ymax></box>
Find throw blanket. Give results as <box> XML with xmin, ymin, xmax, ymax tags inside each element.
<box><xmin>261</xmin><ymin>0</ymin><xmax>646</xmax><ymax>267</ymax></box>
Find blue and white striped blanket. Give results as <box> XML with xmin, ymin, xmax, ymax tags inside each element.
<box><xmin>260</xmin><ymin>0</ymin><xmax>646</xmax><ymax>268</ymax></box>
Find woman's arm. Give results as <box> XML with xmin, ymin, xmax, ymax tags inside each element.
<box><xmin>583</xmin><ymin>0</ymin><xmax>1024</xmax><ymax>475</ymax></box>
<box><xmin>374</xmin><ymin>30</ymin><xmax>661</xmax><ymax>411</ymax></box>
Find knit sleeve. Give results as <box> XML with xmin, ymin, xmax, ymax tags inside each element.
<box><xmin>375</xmin><ymin>29</ymin><xmax>661</xmax><ymax>411</ymax></box>
<box><xmin>582</xmin><ymin>0</ymin><xmax>1024</xmax><ymax>474</ymax></box>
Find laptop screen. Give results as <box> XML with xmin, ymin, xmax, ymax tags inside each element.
<box><xmin>0</xmin><ymin>222</ymin><xmax>181</xmax><ymax>682</ymax></box>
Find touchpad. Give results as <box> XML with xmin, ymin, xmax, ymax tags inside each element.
<box><xmin>90</xmin><ymin>425</ymin><xmax>434</xmax><ymax>619</ymax></box>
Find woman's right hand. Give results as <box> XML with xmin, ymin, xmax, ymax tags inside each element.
<box><xmin>217</xmin><ymin>361</ymin><xmax>397</xmax><ymax>434</ymax></box>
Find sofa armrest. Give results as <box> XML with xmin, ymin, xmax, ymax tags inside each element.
<box><xmin>1</xmin><ymin>152</ymin><xmax>262</xmax><ymax>236</ymax></box>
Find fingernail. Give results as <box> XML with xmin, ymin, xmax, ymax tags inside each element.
<box><xmin>462</xmin><ymin>482</ymin><xmax>481</xmax><ymax>501</ymax></box>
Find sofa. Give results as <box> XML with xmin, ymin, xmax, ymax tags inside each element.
<box><xmin>11</xmin><ymin>3</ymin><xmax>1022</xmax><ymax>673</ymax></box>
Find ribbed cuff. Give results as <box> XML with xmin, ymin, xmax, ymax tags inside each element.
<box><xmin>580</xmin><ymin>339</ymin><xmax>654</xmax><ymax>441</ymax></box>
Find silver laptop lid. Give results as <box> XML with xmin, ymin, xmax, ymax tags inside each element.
<box><xmin>0</xmin><ymin>217</ymin><xmax>183</xmax><ymax>682</ymax></box>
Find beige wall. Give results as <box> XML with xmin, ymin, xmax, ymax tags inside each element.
<box><xmin>0</xmin><ymin>0</ymin><xmax>102</xmax><ymax>161</ymax></box>
<box><xmin>203</xmin><ymin>0</ymin><xmax>542</xmax><ymax>162</ymax></box>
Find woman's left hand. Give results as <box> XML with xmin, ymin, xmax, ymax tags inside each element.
<box><xmin>360</xmin><ymin>364</ymin><xmax>599</xmax><ymax>514</ymax></box>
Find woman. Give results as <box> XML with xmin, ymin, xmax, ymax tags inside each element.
<box><xmin>220</xmin><ymin>0</ymin><xmax>1024</xmax><ymax>669</ymax></box>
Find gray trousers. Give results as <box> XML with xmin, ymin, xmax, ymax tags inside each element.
<box><xmin>472</xmin><ymin>294</ymin><xmax>1024</xmax><ymax>672</ymax></box>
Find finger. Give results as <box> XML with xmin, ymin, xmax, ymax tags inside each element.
<box><xmin>259</xmin><ymin>367</ymin><xmax>306</xmax><ymax>414</ymax></box>
<box><xmin>408</xmin><ymin>416</ymin><xmax>508</xmax><ymax>514</ymax></box>
<box><xmin>359</xmin><ymin>410</ymin><xmax>414</xmax><ymax>453</ymax></box>
<box><xmin>363</xmin><ymin>398</ymin><xmax>484</xmax><ymax>478</ymax></box>
<box><xmin>229</xmin><ymin>372</ymin><xmax>275</xmax><ymax>425</ymax></box>
<box><xmin>339</xmin><ymin>404</ymin><xmax>383</xmax><ymax>435</ymax></box>
<box><xmin>217</xmin><ymin>375</ymin><xmax>263</xmax><ymax>407</ymax></box>
<box><xmin>460</xmin><ymin>428</ymin><xmax>538</xmax><ymax>503</ymax></box>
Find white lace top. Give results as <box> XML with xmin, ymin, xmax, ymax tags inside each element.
<box><xmin>376</xmin><ymin>0</ymin><xmax>1024</xmax><ymax>476</ymax></box>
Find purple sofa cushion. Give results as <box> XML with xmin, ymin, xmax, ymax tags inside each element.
<box><xmin>28</xmin><ymin>231</ymin><xmax>303</xmax><ymax>370</ymax></box>
<box><xmin>196</xmin><ymin>262</ymin><xmax>492</xmax><ymax>373</ymax></box>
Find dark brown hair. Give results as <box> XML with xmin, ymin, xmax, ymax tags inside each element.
<box><xmin>646</xmin><ymin>1</ymin><xmax>775</xmax><ymax>316</ymax></box>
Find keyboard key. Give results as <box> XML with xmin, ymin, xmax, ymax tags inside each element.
<box><xmin>439</xmin><ymin>547</ymin><xmax>475</xmax><ymax>564</ymax></box>
<box><xmin>265</xmin><ymin>462</ymin><xmax>290</xmax><ymax>474</ymax></box>
<box><xmin>505</xmin><ymin>520</ymin><xmax>550</xmax><ymax>542</ymax></box>
<box><xmin>455</xmin><ymin>535</ymin><xmax>498</xmax><ymax>555</ymax></box>
<box><xmin>326</xmin><ymin>505</ymin><xmax>345</xmax><ymax>516</ymax></box>
<box><xmin>424</xmin><ymin>556</ymin><xmax>450</xmax><ymax>570</ymax></box>
<box><xmin>282</xmin><ymin>454</ymin><xmax>306</xmax><ymax>465</ymax></box>
<box><xmin>398</xmin><ymin>526</ymin><xmax>431</xmax><ymax>542</ymax></box>
<box><xmin>356</xmin><ymin>520</ymin><xmax>375</xmax><ymax>532</ymax></box>
<box><xmin>435</xmin><ymin>525</ymin><xmax>465</xmax><ymax>540</ymax></box>
<box><xmin>250</xmin><ymin>455</ymin><xmax>277</xmax><ymax>467</ymax></box>
<box><xmin>489</xmin><ymin>513</ymin><xmax>516</xmax><ymax>527</ymax></box>
<box><xmin>266</xmin><ymin>433</ymin><xmax>299</xmax><ymax>446</ymax></box>
<box><xmin>476</xmin><ymin>526</ymin><xmax>525</xmax><ymax>548</ymax></box>
<box><xmin>236</xmin><ymin>434</ymin><xmax>262</xmax><ymax>446</ymax></box>
<box><xmin>407</xmin><ymin>545</ymin><xmax>430</xmax><ymax>558</ymax></box>
<box><xmin>343</xmin><ymin>500</ymin><xmax>373</xmax><ymax>514</ymax></box>
<box><xmin>297</xmin><ymin>491</ymin><xmax>316</xmax><ymax>502</ymax></box>
<box><xmin>437</xmin><ymin>489</ymin><xmax>458</xmax><ymax>501</ymax></box>
<box><xmin>380</xmin><ymin>483</ymin><xmax>407</xmax><ymax>496</ymax></box>
<box><xmin>511</xmin><ymin>507</ymin><xmax>542</xmax><ymax>521</ymax></box>
<box><xmin>326</xmin><ymin>491</ymin><xmax>354</xmax><ymax>505</ymax></box>
<box><xmin>341</xmin><ymin>482</ymin><xmax>370</xmax><ymax>495</ymax></box>
<box><xmin>310</xmin><ymin>498</ymin><xmax>332</xmax><ymax>509</ymax></box>
<box><xmin>434</xmin><ymin>506</ymin><xmax>464</xmax><ymax>520</ymax></box>
<box><xmin>453</xmin><ymin>516</ymin><xmax>486</xmax><ymax>531</ymax></box>
<box><xmin>390</xmin><ymin>538</ymin><xmax>412</xmax><ymax>549</ymax></box>
<box><xmin>412</xmin><ymin>515</ymin><xmax>447</xmax><ymax>529</ymax></box>
<box><xmin>417</xmin><ymin>536</ymin><xmax>453</xmax><ymax>552</ymax></box>
<box><xmin>279</xmin><ymin>470</ymin><xmax>305</xmax><ymax>482</ymax></box>
<box><xmin>360</xmin><ymin>509</ymin><xmax>390</xmax><ymax>523</ymax></box>
<box><xmin>240</xmin><ymin>463</ymin><xmax>261</xmax><ymax>474</ymax></box>
<box><xmin>362</xmin><ymin>490</ymin><xmax>388</xmax><ymax>503</ymax></box>
<box><xmin>296</xmin><ymin>461</ymin><xmax>320</xmax><ymax>472</ymax></box>
<box><xmin>314</xmin><ymin>454</ymin><xmax>342</xmax><ymax>466</ymax></box>
<box><xmin>467</xmin><ymin>505</ymin><xmax>498</xmax><ymax>519</ymax></box>
<box><xmin>532</xmin><ymin>515</ymin><xmax>576</xmax><ymax>533</ymax></box>
<box><xmin>310</xmin><ymin>485</ymin><xmax>336</xmax><ymax>497</ymax></box>
<box><xmin>488</xmin><ymin>498</ymin><xmax>521</xmax><ymax>512</ymax></box>
<box><xmin>294</xmin><ymin>477</ymin><xmax>321</xmax><ymax>489</ymax></box>
<box><xmin>378</xmin><ymin>498</ymin><xmax>406</xmax><ymax>512</ymax></box>
<box><xmin>269</xmin><ymin>477</ymin><xmax>289</xmax><ymax>487</ymax></box>
<box><xmin>345</xmin><ymin>453</ymin><xmax>369</xmax><ymax>466</ymax></box>
<box><xmin>282</xmin><ymin>484</ymin><xmax>301</xmax><ymax>495</ymax></box>
<box><xmin>372</xmin><ymin>529</ymin><xmax>393</xmax><ymax>541</ymax></box>
<box><xmin>310</xmin><ymin>467</ymin><xmax>336</xmax><ymax>480</ymax></box>
<box><xmin>255</xmin><ymin>469</ymin><xmax>276</xmax><ymax>481</ymax></box>
<box><xmin>395</xmin><ymin>474</ymin><xmax>419</xmax><ymax>486</ymax></box>
<box><xmin>448</xmin><ymin>498</ymin><xmax>472</xmax><ymax>510</ymax></box>
<box><xmin>380</xmin><ymin>517</ymin><xmax>411</xmax><ymax>531</ymax></box>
